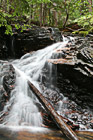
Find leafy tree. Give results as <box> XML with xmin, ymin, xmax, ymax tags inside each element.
<box><xmin>0</xmin><ymin>0</ymin><xmax>93</xmax><ymax>35</ymax></box>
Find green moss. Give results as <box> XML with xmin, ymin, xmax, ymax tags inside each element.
<box><xmin>78</xmin><ymin>31</ymin><xmax>89</xmax><ymax>36</ymax></box>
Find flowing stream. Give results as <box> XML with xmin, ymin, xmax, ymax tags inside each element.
<box><xmin>0</xmin><ymin>37</ymin><xmax>93</xmax><ymax>133</ymax></box>
<box><xmin>0</xmin><ymin>40</ymin><xmax>70</xmax><ymax>128</ymax></box>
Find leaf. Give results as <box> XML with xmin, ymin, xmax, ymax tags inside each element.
<box><xmin>15</xmin><ymin>24</ymin><xmax>20</xmax><ymax>30</ymax></box>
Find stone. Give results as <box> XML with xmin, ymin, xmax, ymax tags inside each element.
<box><xmin>0</xmin><ymin>26</ymin><xmax>63</xmax><ymax>59</ymax></box>
<box><xmin>53</xmin><ymin>36</ymin><xmax>93</xmax><ymax>110</ymax></box>
<box><xmin>3</xmin><ymin>65</ymin><xmax>16</xmax><ymax>95</ymax></box>
<box><xmin>14</xmin><ymin>27</ymin><xmax>63</xmax><ymax>58</ymax></box>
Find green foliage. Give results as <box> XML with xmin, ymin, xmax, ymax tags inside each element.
<box><xmin>0</xmin><ymin>11</ymin><xmax>12</xmax><ymax>35</ymax></box>
<box><xmin>5</xmin><ymin>25</ymin><xmax>13</xmax><ymax>35</ymax></box>
<box><xmin>73</xmin><ymin>14</ymin><xmax>93</xmax><ymax>36</ymax></box>
<box><xmin>0</xmin><ymin>0</ymin><xmax>93</xmax><ymax>35</ymax></box>
<box><xmin>74</xmin><ymin>14</ymin><xmax>93</xmax><ymax>29</ymax></box>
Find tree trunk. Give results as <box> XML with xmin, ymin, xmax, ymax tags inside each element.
<box><xmin>29</xmin><ymin>4</ymin><xmax>33</xmax><ymax>25</ymax></box>
<box><xmin>53</xmin><ymin>10</ymin><xmax>58</xmax><ymax>27</ymax></box>
<box><xmin>48</xmin><ymin>3</ymin><xmax>52</xmax><ymax>26</ymax></box>
<box><xmin>63</xmin><ymin>0</ymin><xmax>69</xmax><ymax>29</ymax></box>
<box><xmin>63</xmin><ymin>11</ymin><xmax>69</xmax><ymax>29</ymax></box>
<box><xmin>43</xmin><ymin>3</ymin><xmax>47</xmax><ymax>26</ymax></box>
<box><xmin>40</xmin><ymin>3</ymin><xmax>43</xmax><ymax>26</ymax></box>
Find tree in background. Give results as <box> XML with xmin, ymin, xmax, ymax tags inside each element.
<box><xmin>89</xmin><ymin>0</ymin><xmax>93</xmax><ymax>12</ymax></box>
<box><xmin>0</xmin><ymin>0</ymin><xmax>93</xmax><ymax>35</ymax></box>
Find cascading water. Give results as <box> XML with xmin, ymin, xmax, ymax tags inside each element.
<box><xmin>0</xmin><ymin>37</ymin><xmax>93</xmax><ymax>132</ymax></box>
<box><xmin>0</xmin><ymin>41</ymin><xmax>70</xmax><ymax>127</ymax></box>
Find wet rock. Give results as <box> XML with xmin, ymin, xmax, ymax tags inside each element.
<box><xmin>0</xmin><ymin>27</ymin><xmax>8</xmax><ymax>59</ymax></box>
<box><xmin>14</xmin><ymin>27</ymin><xmax>63</xmax><ymax>58</ymax></box>
<box><xmin>0</xmin><ymin>63</ymin><xmax>16</xmax><ymax>113</ymax></box>
<box><xmin>3</xmin><ymin>65</ymin><xmax>16</xmax><ymax>95</ymax></box>
<box><xmin>0</xmin><ymin>86</ymin><xmax>6</xmax><ymax>111</ymax></box>
<box><xmin>0</xmin><ymin>61</ymin><xmax>12</xmax><ymax>111</ymax></box>
<box><xmin>55</xmin><ymin>37</ymin><xmax>93</xmax><ymax>110</ymax></box>
<box><xmin>70</xmin><ymin>114</ymin><xmax>78</xmax><ymax>121</ymax></box>
<box><xmin>0</xmin><ymin>26</ymin><xmax>14</xmax><ymax>59</ymax></box>
<box><xmin>0</xmin><ymin>26</ymin><xmax>62</xmax><ymax>59</ymax></box>
<box><xmin>43</xmin><ymin>88</ymin><xmax>63</xmax><ymax>105</ymax></box>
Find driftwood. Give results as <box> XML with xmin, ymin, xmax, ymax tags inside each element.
<box><xmin>28</xmin><ymin>81</ymin><xmax>79</xmax><ymax>140</ymax></box>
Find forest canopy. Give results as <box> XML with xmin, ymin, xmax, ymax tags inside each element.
<box><xmin>0</xmin><ymin>0</ymin><xmax>93</xmax><ymax>35</ymax></box>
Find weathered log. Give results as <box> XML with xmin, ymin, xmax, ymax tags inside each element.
<box><xmin>28</xmin><ymin>81</ymin><xmax>79</xmax><ymax>140</ymax></box>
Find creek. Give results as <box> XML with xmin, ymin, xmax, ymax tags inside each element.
<box><xmin>0</xmin><ymin>36</ymin><xmax>93</xmax><ymax>140</ymax></box>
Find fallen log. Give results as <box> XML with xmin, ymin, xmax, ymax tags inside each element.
<box><xmin>42</xmin><ymin>112</ymin><xmax>79</xmax><ymax>131</ymax></box>
<box><xmin>28</xmin><ymin>81</ymin><xmax>79</xmax><ymax>140</ymax></box>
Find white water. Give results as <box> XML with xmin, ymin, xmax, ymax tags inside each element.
<box><xmin>0</xmin><ymin>41</ymin><xmax>71</xmax><ymax>127</ymax></box>
<box><xmin>0</xmin><ymin>38</ymin><xmax>93</xmax><ymax>132</ymax></box>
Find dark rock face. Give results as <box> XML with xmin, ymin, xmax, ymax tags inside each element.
<box><xmin>56</xmin><ymin>36</ymin><xmax>93</xmax><ymax>110</ymax></box>
<box><xmin>3</xmin><ymin>65</ymin><xmax>16</xmax><ymax>95</ymax></box>
<box><xmin>14</xmin><ymin>27</ymin><xmax>63</xmax><ymax>58</ymax></box>
<box><xmin>0</xmin><ymin>26</ymin><xmax>63</xmax><ymax>59</ymax></box>
<box><xmin>0</xmin><ymin>62</ymin><xmax>16</xmax><ymax>111</ymax></box>
<box><xmin>0</xmin><ymin>27</ymin><xmax>9</xmax><ymax>59</ymax></box>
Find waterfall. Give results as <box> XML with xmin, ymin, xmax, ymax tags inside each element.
<box><xmin>0</xmin><ymin>41</ymin><xmax>70</xmax><ymax>127</ymax></box>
